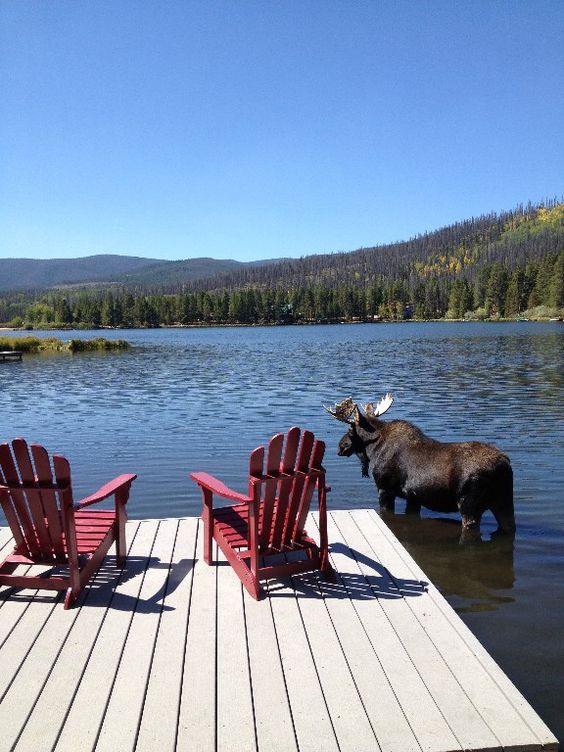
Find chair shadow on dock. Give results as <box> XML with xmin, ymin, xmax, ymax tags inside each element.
<box><xmin>267</xmin><ymin>542</ymin><xmax>428</xmax><ymax>601</ymax></box>
<box><xmin>0</xmin><ymin>555</ymin><xmax>197</xmax><ymax>615</ymax></box>
<box><xmin>100</xmin><ymin>555</ymin><xmax>196</xmax><ymax>613</ymax></box>
<box><xmin>0</xmin><ymin>548</ymin><xmax>426</xmax><ymax>610</ymax></box>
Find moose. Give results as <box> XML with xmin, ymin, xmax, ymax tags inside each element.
<box><xmin>325</xmin><ymin>394</ymin><xmax>515</xmax><ymax>539</ymax></box>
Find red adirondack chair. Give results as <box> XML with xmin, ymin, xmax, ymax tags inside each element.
<box><xmin>190</xmin><ymin>426</ymin><xmax>335</xmax><ymax>599</ymax></box>
<box><xmin>0</xmin><ymin>438</ymin><xmax>136</xmax><ymax>609</ymax></box>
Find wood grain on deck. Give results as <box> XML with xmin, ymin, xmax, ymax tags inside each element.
<box><xmin>0</xmin><ymin>511</ymin><xmax>558</xmax><ymax>752</ymax></box>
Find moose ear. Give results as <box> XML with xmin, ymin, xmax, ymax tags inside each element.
<box><xmin>357</xmin><ymin>411</ymin><xmax>374</xmax><ymax>430</ymax></box>
<box><xmin>364</xmin><ymin>393</ymin><xmax>394</xmax><ymax>418</ymax></box>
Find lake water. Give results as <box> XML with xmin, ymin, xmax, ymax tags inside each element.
<box><xmin>2</xmin><ymin>321</ymin><xmax>563</xmax><ymax>744</ymax></box>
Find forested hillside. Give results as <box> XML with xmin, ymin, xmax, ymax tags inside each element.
<box><xmin>1</xmin><ymin>201</ymin><xmax>562</xmax><ymax>327</ymax></box>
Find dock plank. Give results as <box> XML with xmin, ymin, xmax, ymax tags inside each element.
<box><xmin>95</xmin><ymin>519</ymin><xmax>181</xmax><ymax>752</ymax></box>
<box><xmin>54</xmin><ymin>519</ymin><xmax>160</xmax><ymax>752</ymax></box>
<box><xmin>0</xmin><ymin>527</ymin><xmax>14</xmax><ymax>551</ymax></box>
<box><xmin>360</xmin><ymin>509</ymin><xmax>559</xmax><ymax>752</ymax></box>
<box><xmin>176</xmin><ymin>523</ymin><xmax>216</xmax><ymax>752</ymax></box>
<box><xmin>324</xmin><ymin>513</ymin><xmax>461</xmax><ymax>752</ymax></box>
<box><xmin>12</xmin><ymin>521</ymin><xmax>142</xmax><ymax>752</ymax></box>
<box><xmin>332</xmin><ymin>510</ymin><xmax>505</xmax><ymax>752</ymax></box>
<box><xmin>0</xmin><ymin>588</ymin><xmax>60</xmax><ymax>702</ymax></box>
<box><xmin>291</xmin><ymin>567</ymin><xmax>380</xmax><ymax>752</ymax></box>
<box><xmin>0</xmin><ymin>512</ymin><xmax>558</xmax><ymax>752</ymax></box>
<box><xmin>307</xmin><ymin>515</ymin><xmax>422</xmax><ymax>752</ymax></box>
<box><xmin>0</xmin><ymin>594</ymin><xmax>83</xmax><ymax>750</ymax></box>
<box><xmin>135</xmin><ymin>517</ymin><xmax>198</xmax><ymax>752</ymax></box>
<box><xmin>267</xmin><ymin>555</ymin><xmax>340</xmax><ymax>752</ymax></box>
<box><xmin>216</xmin><ymin>548</ymin><xmax>257</xmax><ymax>752</ymax></box>
<box><xmin>243</xmin><ymin>579</ymin><xmax>298</xmax><ymax>752</ymax></box>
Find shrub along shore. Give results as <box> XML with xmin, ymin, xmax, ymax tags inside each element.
<box><xmin>0</xmin><ymin>336</ymin><xmax>130</xmax><ymax>353</ymax></box>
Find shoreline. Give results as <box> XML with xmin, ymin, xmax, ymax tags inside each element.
<box><xmin>1</xmin><ymin>317</ymin><xmax>562</xmax><ymax>333</ymax></box>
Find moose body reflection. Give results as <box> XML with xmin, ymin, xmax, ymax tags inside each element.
<box><xmin>380</xmin><ymin>512</ymin><xmax>515</xmax><ymax>612</ymax></box>
<box><xmin>325</xmin><ymin>394</ymin><xmax>515</xmax><ymax>540</ymax></box>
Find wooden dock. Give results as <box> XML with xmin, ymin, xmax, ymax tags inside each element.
<box><xmin>0</xmin><ymin>510</ymin><xmax>558</xmax><ymax>752</ymax></box>
<box><xmin>0</xmin><ymin>351</ymin><xmax>22</xmax><ymax>363</ymax></box>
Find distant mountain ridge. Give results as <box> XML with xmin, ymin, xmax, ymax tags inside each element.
<box><xmin>0</xmin><ymin>254</ymin><xmax>270</xmax><ymax>292</ymax></box>
<box><xmin>0</xmin><ymin>254</ymin><xmax>159</xmax><ymax>292</ymax></box>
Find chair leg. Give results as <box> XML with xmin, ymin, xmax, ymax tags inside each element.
<box><xmin>202</xmin><ymin>489</ymin><xmax>213</xmax><ymax>565</ymax></box>
<box><xmin>241</xmin><ymin>571</ymin><xmax>261</xmax><ymax>600</ymax></box>
<box><xmin>115</xmin><ymin>517</ymin><xmax>127</xmax><ymax>567</ymax></box>
<box><xmin>317</xmin><ymin>481</ymin><xmax>336</xmax><ymax>581</ymax></box>
<box><xmin>115</xmin><ymin>488</ymin><xmax>129</xmax><ymax>567</ymax></box>
<box><xmin>321</xmin><ymin>557</ymin><xmax>337</xmax><ymax>582</ymax></box>
<box><xmin>64</xmin><ymin>586</ymin><xmax>77</xmax><ymax>610</ymax></box>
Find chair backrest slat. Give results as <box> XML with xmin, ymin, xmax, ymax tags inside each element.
<box><xmin>31</xmin><ymin>444</ymin><xmax>66</xmax><ymax>561</ymax></box>
<box><xmin>281</xmin><ymin>430</ymin><xmax>315</xmax><ymax>547</ymax></box>
<box><xmin>259</xmin><ymin>433</ymin><xmax>284</xmax><ymax>548</ymax></box>
<box><xmin>53</xmin><ymin>454</ymin><xmax>72</xmax><ymax>491</ymax></box>
<box><xmin>248</xmin><ymin>446</ymin><xmax>266</xmax><ymax>547</ymax></box>
<box><xmin>267</xmin><ymin>427</ymin><xmax>300</xmax><ymax>550</ymax></box>
<box><xmin>248</xmin><ymin>428</ymin><xmax>326</xmax><ymax>554</ymax></box>
<box><xmin>52</xmin><ymin>454</ymin><xmax>80</xmax><ymax>564</ymax></box>
<box><xmin>293</xmin><ymin>438</ymin><xmax>325</xmax><ymax>541</ymax></box>
<box><xmin>0</xmin><ymin>440</ymin><xmax>74</xmax><ymax>562</ymax></box>
<box><xmin>11</xmin><ymin>438</ymin><xmax>55</xmax><ymax>557</ymax></box>
<box><xmin>248</xmin><ymin>446</ymin><xmax>265</xmax><ymax>485</ymax></box>
<box><xmin>280</xmin><ymin>427</ymin><xmax>300</xmax><ymax>473</ymax></box>
<box><xmin>266</xmin><ymin>433</ymin><xmax>284</xmax><ymax>475</ymax></box>
<box><xmin>0</xmin><ymin>442</ymin><xmax>42</xmax><ymax>558</ymax></box>
<box><xmin>269</xmin><ymin>471</ymin><xmax>293</xmax><ymax>551</ymax></box>
<box><xmin>296</xmin><ymin>430</ymin><xmax>315</xmax><ymax>473</ymax></box>
<box><xmin>0</xmin><ymin>463</ymin><xmax>28</xmax><ymax>555</ymax></box>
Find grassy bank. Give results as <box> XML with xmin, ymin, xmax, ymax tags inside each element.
<box><xmin>0</xmin><ymin>336</ymin><xmax>130</xmax><ymax>353</ymax></box>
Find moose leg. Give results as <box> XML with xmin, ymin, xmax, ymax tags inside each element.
<box><xmin>459</xmin><ymin>514</ymin><xmax>482</xmax><ymax>544</ymax></box>
<box><xmin>491</xmin><ymin>509</ymin><xmax>516</xmax><ymax>537</ymax></box>
<box><xmin>378</xmin><ymin>489</ymin><xmax>396</xmax><ymax>511</ymax></box>
<box><xmin>405</xmin><ymin>495</ymin><xmax>422</xmax><ymax>515</ymax></box>
<box><xmin>490</xmin><ymin>497</ymin><xmax>516</xmax><ymax>537</ymax></box>
<box><xmin>458</xmin><ymin>495</ymin><xmax>482</xmax><ymax>543</ymax></box>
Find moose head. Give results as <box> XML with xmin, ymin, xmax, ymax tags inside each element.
<box><xmin>323</xmin><ymin>394</ymin><xmax>394</xmax><ymax>475</ymax></box>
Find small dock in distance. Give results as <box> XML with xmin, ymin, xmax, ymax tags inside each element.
<box><xmin>0</xmin><ymin>350</ymin><xmax>23</xmax><ymax>363</ymax></box>
<box><xmin>0</xmin><ymin>509</ymin><xmax>558</xmax><ymax>752</ymax></box>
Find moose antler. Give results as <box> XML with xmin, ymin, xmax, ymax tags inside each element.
<box><xmin>322</xmin><ymin>396</ymin><xmax>360</xmax><ymax>424</ymax></box>
<box><xmin>324</xmin><ymin>393</ymin><xmax>394</xmax><ymax>423</ymax></box>
<box><xmin>363</xmin><ymin>393</ymin><xmax>394</xmax><ymax>418</ymax></box>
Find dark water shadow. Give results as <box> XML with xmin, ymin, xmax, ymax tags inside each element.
<box><xmin>379</xmin><ymin>511</ymin><xmax>515</xmax><ymax>612</ymax></box>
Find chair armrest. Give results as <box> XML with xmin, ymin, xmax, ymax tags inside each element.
<box><xmin>75</xmin><ymin>473</ymin><xmax>137</xmax><ymax>509</ymax></box>
<box><xmin>190</xmin><ymin>472</ymin><xmax>253</xmax><ymax>504</ymax></box>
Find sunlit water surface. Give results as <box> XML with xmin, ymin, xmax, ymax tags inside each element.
<box><xmin>2</xmin><ymin>322</ymin><xmax>563</xmax><ymax>744</ymax></box>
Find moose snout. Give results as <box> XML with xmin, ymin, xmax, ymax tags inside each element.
<box><xmin>338</xmin><ymin>437</ymin><xmax>354</xmax><ymax>457</ymax></box>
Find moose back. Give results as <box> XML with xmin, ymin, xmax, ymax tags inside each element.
<box><xmin>325</xmin><ymin>394</ymin><xmax>515</xmax><ymax>538</ymax></box>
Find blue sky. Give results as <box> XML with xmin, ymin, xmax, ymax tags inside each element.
<box><xmin>1</xmin><ymin>0</ymin><xmax>563</xmax><ymax>262</ymax></box>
